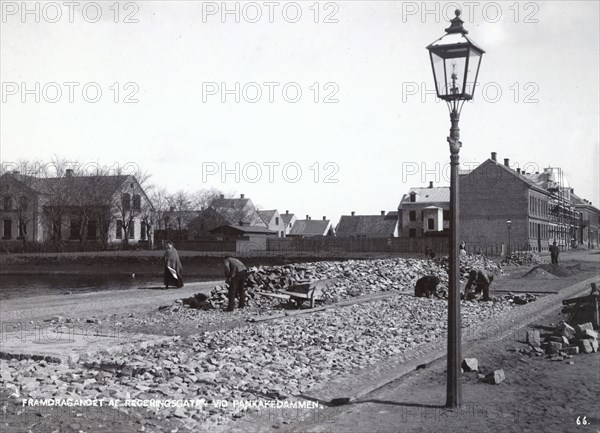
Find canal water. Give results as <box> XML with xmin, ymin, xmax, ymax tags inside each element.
<box><xmin>0</xmin><ymin>273</ymin><xmax>213</xmax><ymax>300</ymax></box>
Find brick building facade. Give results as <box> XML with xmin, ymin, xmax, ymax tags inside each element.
<box><xmin>459</xmin><ymin>153</ymin><xmax>596</xmax><ymax>252</ymax></box>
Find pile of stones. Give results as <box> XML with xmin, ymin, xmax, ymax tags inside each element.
<box><xmin>433</xmin><ymin>254</ymin><xmax>502</xmax><ymax>279</ymax></box>
<box><xmin>501</xmin><ymin>251</ymin><xmax>543</xmax><ymax>266</ymax></box>
<box><xmin>184</xmin><ymin>256</ymin><xmax>504</xmax><ymax>310</ymax></box>
<box><xmin>497</xmin><ymin>292</ymin><xmax>539</xmax><ymax>304</ymax></box>
<box><xmin>523</xmin><ymin>322</ymin><xmax>598</xmax><ymax>361</ymax></box>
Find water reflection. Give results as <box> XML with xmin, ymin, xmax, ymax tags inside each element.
<box><xmin>0</xmin><ymin>274</ymin><xmax>167</xmax><ymax>300</ymax></box>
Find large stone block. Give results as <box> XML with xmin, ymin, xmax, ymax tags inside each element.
<box><xmin>579</xmin><ymin>340</ymin><xmax>593</xmax><ymax>354</ymax></box>
<box><xmin>461</xmin><ymin>358</ymin><xmax>478</xmax><ymax>372</ymax></box>
<box><xmin>563</xmin><ymin>346</ymin><xmax>579</xmax><ymax>355</ymax></box>
<box><xmin>484</xmin><ymin>369</ymin><xmax>505</xmax><ymax>385</ymax></box>
<box><xmin>526</xmin><ymin>331</ymin><xmax>541</xmax><ymax>347</ymax></box>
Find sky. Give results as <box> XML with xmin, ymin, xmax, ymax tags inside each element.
<box><xmin>1</xmin><ymin>0</ymin><xmax>599</xmax><ymax>224</ymax></box>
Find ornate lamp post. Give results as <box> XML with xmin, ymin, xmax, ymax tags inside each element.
<box><xmin>506</xmin><ymin>219</ymin><xmax>512</xmax><ymax>256</ymax></box>
<box><xmin>426</xmin><ymin>9</ymin><xmax>485</xmax><ymax>409</ymax></box>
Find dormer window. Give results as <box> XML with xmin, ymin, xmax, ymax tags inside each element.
<box><xmin>409</xmin><ymin>192</ymin><xmax>416</xmax><ymax>203</ymax></box>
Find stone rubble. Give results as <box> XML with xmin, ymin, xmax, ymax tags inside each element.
<box><xmin>185</xmin><ymin>256</ymin><xmax>503</xmax><ymax>309</ymax></box>
<box><xmin>1</xmin><ymin>293</ymin><xmax>520</xmax><ymax>431</ymax></box>
<box><xmin>519</xmin><ymin>321</ymin><xmax>599</xmax><ymax>361</ymax></box>
<box><xmin>501</xmin><ymin>251</ymin><xmax>543</xmax><ymax>267</ymax></box>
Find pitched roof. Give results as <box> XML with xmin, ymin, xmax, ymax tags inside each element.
<box><xmin>257</xmin><ymin>209</ymin><xmax>277</xmax><ymax>225</ymax></box>
<box><xmin>1</xmin><ymin>173</ymin><xmax>130</xmax><ymax>206</ymax></box>
<box><xmin>472</xmin><ymin>159</ymin><xmax>551</xmax><ymax>195</ymax></box>
<box><xmin>400</xmin><ymin>187</ymin><xmax>449</xmax><ymax>205</ymax></box>
<box><xmin>336</xmin><ymin>213</ymin><xmax>398</xmax><ymax>237</ymax></box>
<box><xmin>288</xmin><ymin>219</ymin><xmax>331</xmax><ymax>236</ymax></box>
<box><xmin>209</xmin><ymin>197</ymin><xmax>265</xmax><ymax>226</ymax></box>
<box><xmin>209</xmin><ymin>225</ymin><xmax>276</xmax><ymax>235</ymax></box>
<box><xmin>281</xmin><ymin>212</ymin><xmax>295</xmax><ymax>225</ymax></box>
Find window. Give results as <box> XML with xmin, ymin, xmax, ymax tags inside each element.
<box><xmin>18</xmin><ymin>219</ymin><xmax>26</xmax><ymax>238</ymax></box>
<box><xmin>3</xmin><ymin>219</ymin><xmax>11</xmax><ymax>238</ymax></box>
<box><xmin>428</xmin><ymin>218</ymin><xmax>435</xmax><ymax>230</ymax></box>
<box><xmin>116</xmin><ymin>220</ymin><xmax>123</xmax><ymax>239</ymax></box>
<box><xmin>409</xmin><ymin>228</ymin><xmax>416</xmax><ymax>238</ymax></box>
<box><xmin>87</xmin><ymin>221</ymin><xmax>97</xmax><ymax>239</ymax></box>
<box><xmin>133</xmin><ymin>194</ymin><xmax>141</xmax><ymax>211</ymax></box>
<box><xmin>128</xmin><ymin>220</ymin><xmax>135</xmax><ymax>238</ymax></box>
<box><xmin>69</xmin><ymin>220</ymin><xmax>80</xmax><ymax>239</ymax></box>
<box><xmin>122</xmin><ymin>193</ymin><xmax>131</xmax><ymax>210</ymax></box>
<box><xmin>275</xmin><ymin>217</ymin><xmax>279</xmax><ymax>225</ymax></box>
<box><xmin>140</xmin><ymin>222</ymin><xmax>147</xmax><ymax>240</ymax></box>
<box><xmin>409</xmin><ymin>192</ymin><xmax>416</xmax><ymax>203</ymax></box>
<box><xmin>19</xmin><ymin>196</ymin><xmax>28</xmax><ymax>212</ymax></box>
<box><xmin>409</xmin><ymin>211</ymin><xmax>416</xmax><ymax>222</ymax></box>
<box><xmin>443</xmin><ymin>210</ymin><xmax>450</xmax><ymax>221</ymax></box>
<box><xmin>3</xmin><ymin>196</ymin><xmax>12</xmax><ymax>210</ymax></box>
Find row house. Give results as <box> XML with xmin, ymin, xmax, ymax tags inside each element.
<box><xmin>0</xmin><ymin>170</ymin><xmax>154</xmax><ymax>246</ymax></box>
<box><xmin>257</xmin><ymin>209</ymin><xmax>286</xmax><ymax>237</ymax></box>
<box><xmin>398</xmin><ymin>182</ymin><xmax>450</xmax><ymax>238</ymax></box>
<box><xmin>336</xmin><ymin>211</ymin><xmax>399</xmax><ymax>238</ymax></box>
<box><xmin>572</xmin><ymin>195</ymin><xmax>600</xmax><ymax>249</ymax></box>
<box><xmin>459</xmin><ymin>152</ymin><xmax>595</xmax><ymax>252</ymax></box>
<box><xmin>288</xmin><ymin>215</ymin><xmax>335</xmax><ymax>238</ymax></box>
<box><xmin>281</xmin><ymin>210</ymin><xmax>297</xmax><ymax>236</ymax></box>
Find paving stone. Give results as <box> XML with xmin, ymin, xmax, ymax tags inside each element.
<box><xmin>579</xmin><ymin>340</ymin><xmax>593</xmax><ymax>354</ymax></box>
<box><xmin>461</xmin><ymin>358</ymin><xmax>478</xmax><ymax>372</ymax></box>
<box><xmin>484</xmin><ymin>369</ymin><xmax>505</xmax><ymax>384</ymax></box>
<box><xmin>526</xmin><ymin>331</ymin><xmax>541</xmax><ymax>347</ymax></box>
<box><xmin>563</xmin><ymin>346</ymin><xmax>579</xmax><ymax>355</ymax></box>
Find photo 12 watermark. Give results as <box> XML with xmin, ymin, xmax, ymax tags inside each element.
<box><xmin>201</xmin><ymin>161</ymin><xmax>340</xmax><ymax>184</ymax></box>
<box><xmin>401</xmin><ymin>1</ymin><xmax>539</xmax><ymax>24</ymax></box>
<box><xmin>402</xmin><ymin>81</ymin><xmax>540</xmax><ymax>105</ymax></box>
<box><xmin>1</xmin><ymin>82</ymin><xmax>140</xmax><ymax>104</ymax></box>
<box><xmin>1</xmin><ymin>1</ymin><xmax>140</xmax><ymax>24</ymax></box>
<box><xmin>400</xmin><ymin>160</ymin><xmax>543</xmax><ymax>184</ymax></box>
<box><xmin>201</xmin><ymin>82</ymin><xmax>340</xmax><ymax>104</ymax></box>
<box><xmin>201</xmin><ymin>1</ymin><xmax>339</xmax><ymax>24</ymax></box>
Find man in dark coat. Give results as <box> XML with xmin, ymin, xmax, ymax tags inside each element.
<box><xmin>415</xmin><ymin>275</ymin><xmax>440</xmax><ymax>298</ymax></box>
<box><xmin>224</xmin><ymin>256</ymin><xmax>247</xmax><ymax>311</ymax></box>
<box><xmin>549</xmin><ymin>241</ymin><xmax>559</xmax><ymax>265</ymax></box>
<box><xmin>464</xmin><ymin>269</ymin><xmax>493</xmax><ymax>301</ymax></box>
<box><xmin>164</xmin><ymin>241</ymin><xmax>184</xmax><ymax>289</ymax></box>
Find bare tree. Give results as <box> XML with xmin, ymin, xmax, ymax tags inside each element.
<box><xmin>167</xmin><ymin>190</ymin><xmax>196</xmax><ymax>242</ymax></box>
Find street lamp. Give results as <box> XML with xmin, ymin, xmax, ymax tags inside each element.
<box><xmin>506</xmin><ymin>219</ymin><xmax>512</xmax><ymax>256</ymax></box>
<box><xmin>426</xmin><ymin>9</ymin><xmax>485</xmax><ymax>409</ymax></box>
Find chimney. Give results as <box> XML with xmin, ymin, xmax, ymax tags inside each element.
<box><xmin>322</xmin><ymin>216</ymin><xmax>326</xmax><ymax>221</ymax></box>
<box><xmin>306</xmin><ymin>215</ymin><xmax>310</xmax><ymax>220</ymax></box>
<box><xmin>381</xmin><ymin>210</ymin><xmax>385</xmax><ymax>216</ymax></box>
<box><xmin>536</xmin><ymin>172</ymin><xmax>539</xmax><ymax>174</ymax></box>
<box><xmin>66</xmin><ymin>168</ymin><xmax>73</xmax><ymax>177</ymax></box>
<box><xmin>351</xmin><ymin>211</ymin><xmax>355</xmax><ymax>216</ymax></box>
<box><xmin>504</xmin><ymin>158</ymin><xmax>510</xmax><ymax>167</ymax></box>
<box><xmin>516</xmin><ymin>168</ymin><xmax>521</xmax><ymax>174</ymax></box>
<box><xmin>285</xmin><ymin>210</ymin><xmax>289</xmax><ymax>214</ymax></box>
<box><xmin>220</xmin><ymin>194</ymin><xmax>225</xmax><ymax>199</ymax></box>
<box><xmin>491</xmin><ymin>152</ymin><xmax>497</xmax><ymax>161</ymax></box>
<box><xmin>240</xmin><ymin>194</ymin><xmax>245</xmax><ymax>199</ymax></box>
<box><xmin>428</xmin><ymin>181</ymin><xmax>434</xmax><ymax>188</ymax></box>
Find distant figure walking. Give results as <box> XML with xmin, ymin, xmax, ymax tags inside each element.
<box><xmin>224</xmin><ymin>256</ymin><xmax>247</xmax><ymax>311</ymax></box>
<box><xmin>464</xmin><ymin>269</ymin><xmax>493</xmax><ymax>301</ymax></box>
<box><xmin>459</xmin><ymin>241</ymin><xmax>467</xmax><ymax>256</ymax></box>
<box><xmin>164</xmin><ymin>241</ymin><xmax>184</xmax><ymax>289</ymax></box>
<box><xmin>549</xmin><ymin>241</ymin><xmax>560</xmax><ymax>265</ymax></box>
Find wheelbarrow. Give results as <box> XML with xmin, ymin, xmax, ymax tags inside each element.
<box><xmin>257</xmin><ymin>278</ymin><xmax>337</xmax><ymax>308</ymax></box>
